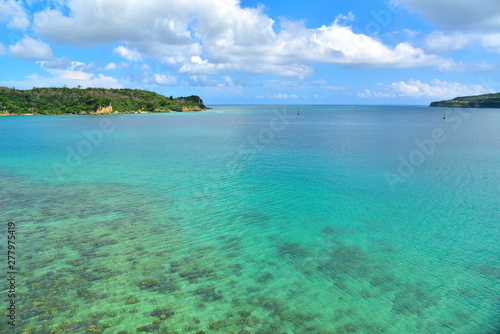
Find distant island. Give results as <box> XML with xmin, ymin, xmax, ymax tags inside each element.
<box><xmin>430</xmin><ymin>92</ymin><xmax>500</xmax><ymax>108</ymax></box>
<box><xmin>0</xmin><ymin>87</ymin><xmax>207</xmax><ymax>115</ymax></box>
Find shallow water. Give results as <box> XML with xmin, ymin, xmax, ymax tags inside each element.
<box><xmin>0</xmin><ymin>105</ymin><xmax>499</xmax><ymax>333</ymax></box>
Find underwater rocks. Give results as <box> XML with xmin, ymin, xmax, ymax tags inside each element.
<box><xmin>169</xmin><ymin>261</ymin><xmax>182</xmax><ymax>273</ymax></box>
<box><xmin>137</xmin><ymin>323</ymin><xmax>160</xmax><ymax>332</ymax></box>
<box><xmin>275</xmin><ymin>242</ymin><xmax>310</xmax><ymax>259</ymax></box>
<box><xmin>137</xmin><ymin>308</ymin><xmax>176</xmax><ymax>333</ymax></box>
<box><xmin>179</xmin><ymin>269</ymin><xmax>205</xmax><ymax>279</ymax></box>
<box><xmin>322</xmin><ymin>226</ymin><xmax>337</xmax><ymax>235</ymax></box>
<box><xmin>238</xmin><ymin>309</ymin><xmax>252</xmax><ymax>317</ymax></box>
<box><xmin>126</xmin><ymin>295</ymin><xmax>138</xmax><ymax>305</ymax></box>
<box><xmin>194</xmin><ymin>285</ymin><xmax>223</xmax><ymax>302</ymax></box>
<box><xmin>138</xmin><ymin>279</ymin><xmax>158</xmax><ymax>288</ymax></box>
<box><xmin>137</xmin><ymin>276</ymin><xmax>179</xmax><ymax>293</ymax></box>
<box><xmin>392</xmin><ymin>286</ymin><xmax>437</xmax><ymax>315</ymax></box>
<box><xmin>317</xmin><ymin>246</ymin><xmax>368</xmax><ymax>279</ymax></box>
<box><xmin>208</xmin><ymin>320</ymin><xmax>226</xmax><ymax>330</ymax></box>
<box><xmin>256</xmin><ymin>272</ymin><xmax>274</xmax><ymax>284</ymax></box>
<box><xmin>150</xmin><ymin>307</ymin><xmax>175</xmax><ymax>319</ymax></box>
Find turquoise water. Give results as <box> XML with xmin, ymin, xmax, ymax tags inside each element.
<box><xmin>0</xmin><ymin>105</ymin><xmax>499</xmax><ymax>333</ymax></box>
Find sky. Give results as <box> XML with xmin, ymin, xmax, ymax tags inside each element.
<box><xmin>0</xmin><ymin>0</ymin><xmax>499</xmax><ymax>105</ymax></box>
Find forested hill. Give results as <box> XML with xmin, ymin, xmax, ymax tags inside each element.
<box><xmin>0</xmin><ymin>87</ymin><xmax>207</xmax><ymax>115</ymax></box>
<box><xmin>430</xmin><ymin>92</ymin><xmax>500</xmax><ymax>108</ymax></box>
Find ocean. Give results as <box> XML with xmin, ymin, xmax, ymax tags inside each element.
<box><xmin>1</xmin><ymin>105</ymin><xmax>499</xmax><ymax>333</ymax></box>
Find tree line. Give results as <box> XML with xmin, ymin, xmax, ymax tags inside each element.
<box><xmin>0</xmin><ymin>87</ymin><xmax>206</xmax><ymax>114</ymax></box>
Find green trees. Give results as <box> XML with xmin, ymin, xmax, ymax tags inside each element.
<box><xmin>0</xmin><ymin>87</ymin><xmax>206</xmax><ymax>114</ymax></box>
<box><xmin>430</xmin><ymin>92</ymin><xmax>500</xmax><ymax>108</ymax></box>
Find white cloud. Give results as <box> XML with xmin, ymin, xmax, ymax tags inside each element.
<box><xmin>113</xmin><ymin>45</ymin><xmax>142</xmax><ymax>62</ymax></box>
<box><xmin>154</xmin><ymin>73</ymin><xmax>178</xmax><ymax>86</ymax></box>
<box><xmin>34</xmin><ymin>2</ymin><xmax>192</xmax><ymax>46</ymax></box>
<box><xmin>179</xmin><ymin>56</ymin><xmax>218</xmax><ymax>75</ymax></box>
<box><xmin>118</xmin><ymin>62</ymin><xmax>129</xmax><ymax>70</ymax></box>
<box><xmin>84</xmin><ymin>62</ymin><xmax>99</xmax><ymax>71</ymax></box>
<box><xmin>399</xmin><ymin>0</ymin><xmax>500</xmax><ymax>31</ymax></box>
<box><xmin>401</xmin><ymin>1</ymin><xmax>500</xmax><ymax>56</ymax></box>
<box><xmin>357</xmin><ymin>89</ymin><xmax>391</xmax><ymax>98</ymax></box>
<box><xmin>69</xmin><ymin>61</ymin><xmax>85</xmax><ymax>71</ymax></box>
<box><xmin>0</xmin><ymin>0</ymin><xmax>29</xmax><ymax>29</ymax></box>
<box><xmin>218</xmin><ymin>76</ymin><xmax>238</xmax><ymax>88</ymax></box>
<box><xmin>423</xmin><ymin>31</ymin><xmax>500</xmax><ymax>54</ymax></box>
<box><xmin>402</xmin><ymin>29</ymin><xmax>419</xmax><ymax>38</ymax></box>
<box><xmin>358</xmin><ymin>79</ymin><xmax>489</xmax><ymax>100</ymax></box>
<box><xmin>23</xmin><ymin>59</ymin><xmax>123</xmax><ymax>88</ymax></box>
<box><xmin>9</xmin><ymin>36</ymin><xmax>53</xmax><ymax>60</ymax></box>
<box><xmin>256</xmin><ymin>92</ymin><xmax>299</xmax><ymax>99</ymax></box>
<box><xmin>321</xmin><ymin>85</ymin><xmax>347</xmax><ymax>91</ymax></box>
<box><xmin>390</xmin><ymin>79</ymin><xmax>488</xmax><ymax>98</ymax></box>
<box><xmin>31</xmin><ymin>0</ymin><xmax>457</xmax><ymax>77</ymax></box>
<box><xmin>189</xmin><ymin>75</ymin><xmax>218</xmax><ymax>86</ymax></box>
<box><xmin>188</xmin><ymin>75</ymin><xmax>243</xmax><ymax>95</ymax></box>
<box><xmin>423</xmin><ymin>31</ymin><xmax>475</xmax><ymax>53</ymax></box>
<box><xmin>36</xmin><ymin>56</ymin><xmax>71</xmax><ymax>69</ymax></box>
<box><xmin>479</xmin><ymin>33</ymin><xmax>500</xmax><ymax>53</ymax></box>
<box><xmin>7</xmin><ymin>70</ymin><xmax>122</xmax><ymax>90</ymax></box>
<box><xmin>274</xmin><ymin>93</ymin><xmax>288</xmax><ymax>99</ymax></box>
<box><xmin>104</xmin><ymin>62</ymin><xmax>118</xmax><ymax>71</ymax></box>
<box><xmin>197</xmin><ymin>9</ymin><xmax>450</xmax><ymax>73</ymax></box>
<box><xmin>206</xmin><ymin>75</ymin><xmax>243</xmax><ymax>94</ymax></box>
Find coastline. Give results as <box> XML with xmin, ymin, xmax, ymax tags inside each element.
<box><xmin>0</xmin><ymin>109</ymin><xmax>206</xmax><ymax>116</ymax></box>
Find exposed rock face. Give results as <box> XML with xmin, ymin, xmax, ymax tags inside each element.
<box><xmin>96</xmin><ymin>105</ymin><xmax>113</xmax><ymax>114</ymax></box>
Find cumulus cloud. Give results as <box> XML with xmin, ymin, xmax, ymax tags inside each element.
<box><xmin>30</xmin><ymin>0</ymin><xmax>455</xmax><ymax>77</ymax></box>
<box><xmin>358</xmin><ymin>79</ymin><xmax>489</xmax><ymax>99</ymax></box>
<box><xmin>179</xmin><ymin>56</ymin><xmax>218</xmax><ymax>75</ymax></box>
<box><xmin>113</xmin><ymin>46</ymin><xmax>142</xmax><ymax>62</ymax></box>
<box><xmin>288</xmin><ymin>21</ymin><xmax>422</xmax><ymax>69</ymax></box>
<box><xmin>0</xmin><ymin>0</ymin><xmax>29</xmax><ymax>29</ymax></box>
<box><xmin>104</xmin><ymin>62</ymin><xmax>117</xmax><ymax>71</ymax></box>
<box><xmin>154</xmin><ymin>73</ymin><xmax>178</xmax><ymax>85</ymax></box>
<box><xmin>33</xmin><ymin>2</ymin><xmax>192</xmax><ymax>46</ymax></box>
<box><xmin>9</xmin><ymin>36</ymin><xmax>53</xmax><ymax>60</ymax></box>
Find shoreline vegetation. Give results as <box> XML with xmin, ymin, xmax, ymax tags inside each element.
<box><xmin>430</xmin><ymin>92</ymin><xmax>500</xmax><ymax>108</ymax></box>
<box><xmin>0</xmin><ymin>86</ymin><xmax>207</xmax><ymax>115</ymax></box>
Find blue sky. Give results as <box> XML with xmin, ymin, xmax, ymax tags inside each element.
<box><xmin>0</xmin><ymin>0</ymin><xmax>499</xmax><ymax>105</ymax></box>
